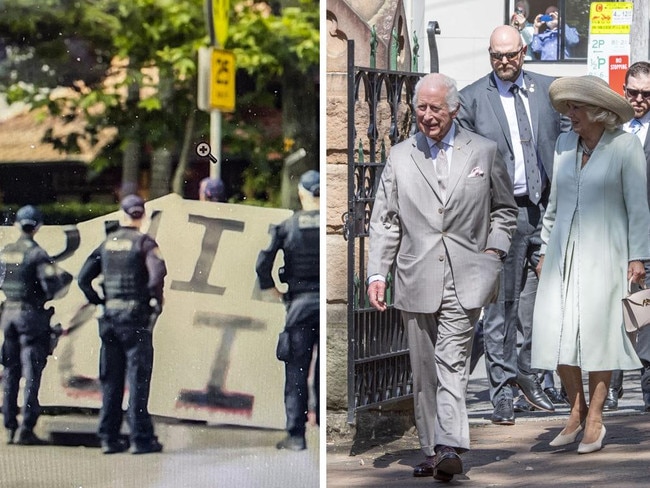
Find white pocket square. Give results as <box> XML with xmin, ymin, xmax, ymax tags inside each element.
<box><xmin>467</xmin><ymin>167</ymin><xmax>484</xmax><ymax>178</ymax></box>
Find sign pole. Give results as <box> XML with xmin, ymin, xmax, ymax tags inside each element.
<box><xmin>205</xmin><ymin>0</ymin><xmax>231</xmax><ymax>180</ymax></box>
<box><xmin>210</xmin><ymin>111</ymin><xmax>222</xmax><ymax>180</ymax></box>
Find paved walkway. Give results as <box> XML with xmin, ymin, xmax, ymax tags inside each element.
<box><xmin>327</xmin><ymin>367</ymin><xmax>650</xmax><ymax>487</ymax></box>
<box><xmin>0</xmin><ymin>414</ymin><xmax>320</xmax><ymax>487</ymax></box>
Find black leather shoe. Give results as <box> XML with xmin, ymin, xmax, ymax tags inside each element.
<box><xmin>101</xmin><ymin>439</ymin><xmax>129</xmax><ymax>454</ymax></box>
<box><xmin>513</xmin><ymin>395</ymin><xmax>535</xmax><ymax>412</ymax></box>
<box><xmin>276</xmin><ymin>434</ymin><xmax>306</xmax><ymax>451</ymax></box>
<box><xmin>491</xmin><ymin>397</ymin><xmax>515</xmax><ymax>425</ymax></box>
<box><xmin>130</xmin><ymin>438</ymin><xmax>163</xmax><ymax>454</ymax></box>
<box><xmin>433</xmin><ymin>446</ymin><xmax>463</xmax><ymax>482</ymax></box>
<box><xmin>15</xmin><ymin>430</ymin><xmax>48</xmax><ymax>446</ymax></box>
<box><xmin>515</xmin><ymin>374</ymin><xmax>555</xmax><ymax>412</ymax></box>
<box><xmin>544</xmin><ymin>387</ymin><xmax>569</xmax><ymax>406</ymax></box>
<box><xmin>412</xmin><ymin>456</ymin><xmax>435</xmax><ymax>477</ymax></box>
<box><xmin>603</xmin><ymin>386</ymin><xmax>623</xmax><ymax>411</ymax></box>
<box><xmin>643</xmin><ymin>392</ymin><xmax>650</xmax><ymax>412</ymax></box>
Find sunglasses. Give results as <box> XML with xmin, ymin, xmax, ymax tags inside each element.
<box><xmin>625</xmin><ymin>87</ymin><xmax>650</xmax><ymax>99</ymax></box>
<box><xmin>488</xmin><ymin>48</ymin><xmax>523</xmax><ymax>61</ymax></box>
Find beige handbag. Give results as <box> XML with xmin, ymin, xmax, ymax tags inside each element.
<box><xmin>622</xmin><ymin>280</ymin><xmax>650</xmax><ymax>333</ymax></box>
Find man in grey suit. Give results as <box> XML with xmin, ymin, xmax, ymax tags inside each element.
<box><xmin>606</xmin><ymin>61</ymin><xmax>650</xmax><ymax>411</ymax></box>
<box><xmin>367</xmin><ymin>73</ymin><xmax>517</xmax><ymax>481</ymax></box>
<box><xmin>457</xmin><ymin>25</ymin><xmax>566</xmax><ymax>424</ymax></box>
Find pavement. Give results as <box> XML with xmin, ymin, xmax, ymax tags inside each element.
<box><xmin>0</xmin><ymin>413</ymin><xmax>320</xmax><ymax>487</ymax></box>
<box><xmin>326</xmin><ymin>364</ymin><xmax>650</xmax><ymax>487</ymax></box>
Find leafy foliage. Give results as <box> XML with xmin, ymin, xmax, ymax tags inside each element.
<box><xmin>0</xmin><ymin>0</ymin><xmax>319</xmax><ymax>205</ymax></box>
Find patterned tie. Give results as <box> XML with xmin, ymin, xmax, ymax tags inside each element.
<box><xmin>435</xmin><ymin>141</ymin><xmax>448</xmax><ymax>199</ymax></box>
<box><xmin>510</xmin><ymin>84</ymin><xmax>542</xmax><ymax>205</ymax></box>
<box><xmin>630</xmin><ymin>118</ymin><xmax>642</xmax><ymax>134</ymax></box>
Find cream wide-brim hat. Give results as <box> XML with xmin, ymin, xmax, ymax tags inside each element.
<box><xmin>549</xmin><ymin>75</ymin><xmax>634</xmax><ymax>125</ymax></box>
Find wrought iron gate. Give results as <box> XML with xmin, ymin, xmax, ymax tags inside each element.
<box><xmin>343</xmin><ymin>39</ymin><xmax>423</xmax><ymax>423</ymax></box>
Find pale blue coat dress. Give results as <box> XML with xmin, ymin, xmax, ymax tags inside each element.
<box><xmin>532</xmin><ymin>129</ymin><xmax>650</xmax><ymax>371</ymax></box>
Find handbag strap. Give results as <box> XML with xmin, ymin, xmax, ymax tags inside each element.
<box><xmin>628</xmin><ymin>278</ymin><xmax>648</xmax><ymax>295</ymax></box>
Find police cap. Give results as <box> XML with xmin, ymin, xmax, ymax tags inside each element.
<box><xmin>120</xmin><ymin>194</ymin><xmax>146</xmax><ymax>219</ymax></box>
<box><xmin>299</xmin><ymin>170</ymin><xmax>320</xmax><ymax>197</ymax></box>
<box><xmin>16</xmin><ymin>205</ymin><xmax>43</xmax><ymax>229</ymax></box>
<box><xmin>204</xmin><ymin>178</ymin><xmax>226</xmax><ymax>202</ymax></box>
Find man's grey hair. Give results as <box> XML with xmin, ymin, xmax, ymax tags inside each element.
<box><xmin>413</xmin><ymin>73</ymin><xmax>460</xmax><ymax>112</ymax></box>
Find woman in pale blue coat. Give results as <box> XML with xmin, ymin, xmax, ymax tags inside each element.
<box><xmin>532</xmin><ymin>76</ymin><xmax>650</xmax><ymax>454</ymax></box>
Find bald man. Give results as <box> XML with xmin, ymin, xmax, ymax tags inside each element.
<box><xmin>457</xmin><ymin>25</ymin><xmax>569</xmax><ymax>424</ymax></box>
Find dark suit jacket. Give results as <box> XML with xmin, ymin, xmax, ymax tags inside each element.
<box><xmin>457</xmin><ymin>71</ymin><xmax>567</xmax><ymax>199</ymax></box>
<box><xmin>643</xmin><ymin>134</ymin><xmax>650</xmax><ymax>203</ymax></box>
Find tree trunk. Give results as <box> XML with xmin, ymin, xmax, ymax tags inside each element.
<box><xmin>121</xmin><ymin>79</ymin><xmax>141</xmax><ymax>198</ymax></box>
<box><xmin>121</xmin><ymin>138</ymin><xmax>141</xmax><ymax>198</ymax></box>
<box><xmin>280</xmin><ymin>65</ymin><xmax>319</xmax><ymax>210</ymax></box>
<box><xmin>172</xmin><ymin>110</ymin><xmax>196</xmax><ymax>195</ymax></box>
<box><xmin>150</xmin><ymin>146</ymin><xmax>173</xmax><ymax>198</ymax></box>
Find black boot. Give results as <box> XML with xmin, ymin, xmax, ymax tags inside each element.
<box><xmin>603</xmin><ymin>370</ymin><xmax>624</xmax><ymax>411</ymax></box>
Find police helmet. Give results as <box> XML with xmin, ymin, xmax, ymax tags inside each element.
<box><xmin>299</xmin><ymin>170</ymin><xmax>320</xmax><ymax>197</ymax></box>
<box><xmin>203</xmin><ymin>178</ymin><xmax>227</xmax><ymax>202</ymax></box>
<box><xmin>120</xmin><ymin>194</ymin><xmax>146</xmax><ymax>219</ymax></box>
<box><xmin>15</xmin><ymin>205</ymin><xmax>43</xmax><ymax>230</ymax></box>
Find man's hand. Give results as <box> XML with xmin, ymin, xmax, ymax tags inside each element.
<box><xmin>536</xmin><ymin>254</ymin><xmax>545</xmax><ymax>277</ymax></box>
<box><xmin>510</xmin><ymin>13</ymin><xmax>526</xmax><ymax>31</ymax></box>
<box><xmin>368</xmin><ymin>280</ymin><xmax>387</xmax><ymax>312</ymax></box>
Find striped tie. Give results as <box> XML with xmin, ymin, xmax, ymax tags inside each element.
<box><xmin>436</xmin><ymin>141</ymin><xmax>448</xmax><ymax>199</ymax></box>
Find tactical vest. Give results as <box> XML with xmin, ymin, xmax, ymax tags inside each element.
<box><xmin>100</xmin><ymin>228</ymin><xmax>149</xmax><ymax>301</ymax></box>
<box><xmin>281</xmin><ymin>210</ymin><xmax>319</xmax><ymax>295</ymax></box>
<box><xmin>0</xmin><ymin>237</ymin><xmax>45</xmax><ymax>304</ymax></box>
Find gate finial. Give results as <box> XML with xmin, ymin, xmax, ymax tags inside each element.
<box><xmin>412</xmin><ymin>31</ymin><xmax>419</xmax><ymax>72</ymax></box>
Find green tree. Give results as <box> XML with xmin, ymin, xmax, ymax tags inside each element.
<box><xmin>0</xmin><ymin>0</ymin><xmax>319</xmax><ymax>206</ymax></box>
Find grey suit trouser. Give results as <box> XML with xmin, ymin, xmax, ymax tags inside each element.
<box><xmin>402</xmin><ymin>264</ymin><xmax>480</xmax><ymax>457</ymax></box>
<box><xmin>482</xmin><ymin>203</ymin><xmax>542</xmax><ymax>405</ymax></box>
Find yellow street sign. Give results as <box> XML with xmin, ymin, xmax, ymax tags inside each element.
<box><xmin>210</xmin><ymin>48</ymin><xmax>236</xmax><ymax>112</ymax></box>
<box><xmin>212</xmin><ymin>0</ymin><xmax>230</xmax><ymax>47</ymax></box>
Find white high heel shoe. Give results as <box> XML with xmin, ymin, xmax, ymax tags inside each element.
<box><xmin>577</xmin><ymin>425</ymin><xmax>606</xmax><ymax>454</ymax></box>
<box><xmin>549</xmin><ymin>424</ymin><xmax>583</xmax><ymax>447</ymax></box>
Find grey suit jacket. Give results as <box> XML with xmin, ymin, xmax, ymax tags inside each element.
<box><xmin>457</xmin><ymin>71</ymin><xmax>566</xmax><ymax>196</ymax></box>
<box><xmin>367</xmin><ymin>125</ymin><xmax>517</xmax><ymax>314</ymax></box>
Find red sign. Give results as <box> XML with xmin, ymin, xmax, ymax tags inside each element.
<box><xmin>609</xmin><ymin>55</ymin><xmax>628</xmax><ymax>95</ymax></box>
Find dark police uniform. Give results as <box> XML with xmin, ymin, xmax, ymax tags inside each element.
<box><xmin>0</xmin><ymin>205</ymin><xmax>64</xmax><ymax>445</ymax></box>
<box><xmin>77</xmin><ymin>195</ymin><xmax>166</xmax><ymax>454</ymax></box>
<box><xmin>256</xmin><ymin>170</ymin><xmax>320</xmax><ymax>450</ymax></box>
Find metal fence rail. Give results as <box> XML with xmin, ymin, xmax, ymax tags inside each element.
<box><xmin>344</xmin><ymin>39</ymin><xmax>423</xmax><ymax>423</ymax></box>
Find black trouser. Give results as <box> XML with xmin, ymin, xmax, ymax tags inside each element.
<box><xmin>97</xmin><ymin>307</ymin><xmax>155</xmax><ymax>445</ymax></box>
<box><xmin>284</xmin><ymin>324</ymin><xmax>319</xmax><ymax>437</ymax></box>
<box><xmin>1</xmin><ymin>303</ymin><xmax>50</xmax><ymax>432</ymax></box>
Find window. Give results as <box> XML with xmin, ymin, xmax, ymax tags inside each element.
<box><xmin>507</xmin><ymin>0</ymin><xmax>591</xmax><ymax>62</ymax></box>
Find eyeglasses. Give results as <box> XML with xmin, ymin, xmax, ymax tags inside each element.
<box><xmin>488</xmin><ymin>48</ymin><xmax>523</xmax><ymax>61</ymax></box>
<box><xmin>624</xmin><ymin>87</ymin><xmax>650</xmax><ymax>100</ymax></box>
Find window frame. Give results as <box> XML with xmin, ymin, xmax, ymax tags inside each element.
<box><xmin>505</xmin><ymin>0</ymin><xmax>590</xmax><ymax>63</ymax></box>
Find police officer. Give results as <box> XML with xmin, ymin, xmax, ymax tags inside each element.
<box><xmin>78</xmin><ymin>195</ymin><xmax>167</xmax><ymax>454</ymax></box>
<box><xmin>0</xmin><ymin>205</ymin><xmax>65</xmax><ymax>445</ymax></box>
<box><xmin>256</xmin><ymin>170</ymin><xmax>320</xmax><ymax>451</ymax></box>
